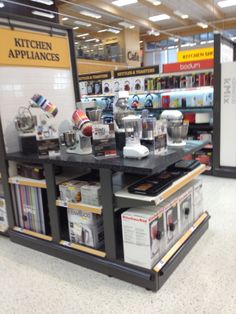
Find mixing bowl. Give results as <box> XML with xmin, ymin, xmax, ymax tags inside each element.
<box><xmin>167</xmin><ymin>123</ymin><xmax>189</xmax><ymax>143</ymax></box>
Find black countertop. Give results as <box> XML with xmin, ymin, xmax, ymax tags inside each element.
<box><xmin>6</xmin><ymin>140</ymin><xmax>207</xmax><ymax>175</ymax></box>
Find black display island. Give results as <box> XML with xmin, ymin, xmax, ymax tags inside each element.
<box><xmin>2</xmin><ymin>141</ymin><xmax>210</xmax><ymax>292</ymax></box>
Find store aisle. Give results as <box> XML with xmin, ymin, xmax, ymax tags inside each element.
<box><xmin>0</xmin><ymin>176</ymin><xmax>235</xmax><ymax>314</ymax></box>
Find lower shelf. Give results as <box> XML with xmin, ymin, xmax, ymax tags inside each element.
<box><xmin>13</xmin><ymin>227</ymin><xmax>52</xmax><ymax>242</ymax></box>
<box><xmin>60</xmin><ymin>240</ymin><xmax>106</xmax><ymax>258</ymax></box>
<box><xmin>9</xmin><ymin>212</ymin><xmax>210</xmax><ymax>291</ymax></box>
<box><xmin>0</xmin><ymin>230</ymin><xmax>9</xmax><ymax>237</ymax></box>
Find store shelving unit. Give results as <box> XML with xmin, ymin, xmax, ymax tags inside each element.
<box><xmin>2</xmin><ymin>140</ymin><xmax>210</xmax><ymax>291</ymax></box>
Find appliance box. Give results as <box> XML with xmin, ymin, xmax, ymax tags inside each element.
<box><xmin>92</xmin><ymin>123</ymin><xmax>117</xmax><ymax>158</ymax></box>
<box><xmin>67</xmin><ymin>208</ymin><xmax>104</xmax><ymax>249</ymax></box>
<box><xmin>37</xmin><ymin>138</ymin><xmax>60</xmax><ymax>156</ymax></box>
<box><xmin>17</xmin><ymin>163</ymin><xmax>45</xmax><ymax>180</ymax></box>
<box><xmin>191</xmin><ymin>179</ymin><xmax>204</xmax><ymax>221</ymax></box>
<box><xmin>121</xmin><ymin>207</ymin><xmax>166</xmax><ymax>269</ymax></box>
<box><xmin>59</xmin><ymin>180</ymin><xmax>88</xmax><ymax>203</ymax></box>
<box><xmin>176</xmin><ymin>186</ymin><xmax>194</xmax><ymax>234</ymax></box>
<box><xmin>20</xmin><ymin>134</ymin><xmax>38</xmax><ymax>155</ymax></box>
<box><xmin>0</xmin><ymin>198</ymin><xmax>8</xmax><ymax>232</ymax></box>
<box><xmin>81</xmin><ymin>183</ymin><xmax>102</xmax><ymax>206</ymax></box>
<box><xmin>195</xmin><ymin>113</ymin><xmax>210</xmax><ymax>124</ymax></box>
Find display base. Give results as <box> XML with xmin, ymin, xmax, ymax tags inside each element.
<box><xmin>168</xmin><ymin>141</ymin><xmax>186</xmax><ymax>147</ymax></box>
<box><xmin>9</xmin><ymin>212</ymin><xmax>210</xmax><ymax>291</ymax></box>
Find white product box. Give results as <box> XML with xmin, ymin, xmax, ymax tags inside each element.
<box><xmin>59</xmin><ymin>180</ymin><xmax>87</xmax><ymax>203</ymax></box>
<box><xmin>79</xmin><ymin>81</ymin><xmax>88</xmax><ymax>97</ymax></box>
<box><xmin>81</xmin><ymin>182</ymin><xmax>102</xmax><ymax>206</ymax></box>
<box><xmin>113</xmin><ymin>79</ymin><xmax>122</xmax><ymax>92</ymax></box>
<box><xmin>191</xmin><ymin>179</ymin><xmax>204</xmax><ymax>221</ymax></box>
<box><xmin>195</xmin><ymin>112</ymin><xmax>210</xmax><ymax>124</ymax></box>
<box><xmin>133</xmin><ymin>76</ymin><xmax>145</xmax><ymax>92</ymax></box>
<box><xmin>121</xmin><ymin>207</ymin><xmax>166</xmax><ymax>269</ymax></box>
<box><xmin>177</xmin><ymin>186</ymin><xmax>194</xmax><ymax>234</ymax></box>
<box><xmin>67</xmin><ymin>208</ymin><xmax>104</xmax><ymax>249</ymax></box>
<box><xmin>0</xmin><ymin>198</ymin><xmax>8</xmax><ymax>232</ymax></box>
<box><xmin>162</xmin><ymin>196</ymin><xmax>180</xmax><ymax>249</ymax></box>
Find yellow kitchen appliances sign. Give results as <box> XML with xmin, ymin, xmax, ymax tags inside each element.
<box><xmin>0</xmin><ymin>28</ymin><xmax>71</xmax><ymax>68</ymax></box>
<box><xmin>178</xmin><ymin>47</ymin><xmax>214</xmax><ymax>62</ymax></box>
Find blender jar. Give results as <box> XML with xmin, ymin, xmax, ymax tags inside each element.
<box><xmin>122</xmin><ymin>115</ymin><xmax>142</xmax><ymax>146</ymax></box>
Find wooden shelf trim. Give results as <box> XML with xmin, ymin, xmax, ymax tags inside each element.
<box><xmin>9</xmin><ymin>176</ymin><xmax>47</xmax><ymax>188</ymax></box>
<box><xmin>60</xmin><ymin>240</ymin><xmax>106</xmax><ymax>258</ymax></box>
<box><xmin>153</xmin><ymin>212</ymin><xmax>208</xmax><ymax>273</ymax></box>
<box><xmin>13</xmin><ymin>227</ymin><xmax>52</xmax><ymax>241</ymax></box>
<box><xmin>56</xmin><ymin>200</ymin><xmax>102</xmax><ymax>215</ymax></box>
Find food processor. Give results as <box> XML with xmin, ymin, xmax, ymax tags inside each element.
<box><xmin>122</xmin><ymin>115</ymin><xmax>149</xmax><ymax>159</ymax></box>
<box><xmin>160</xmin><ymin>110</ymin><xmax>189</xmax><ymax>147</ymax></box>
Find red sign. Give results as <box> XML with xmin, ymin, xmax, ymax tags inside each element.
<box><xmin>163</xmin><ymin>59</ymin><xmax>214</xmax><ymax>74</ymax></box>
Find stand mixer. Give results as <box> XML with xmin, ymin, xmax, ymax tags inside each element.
<box><xmin>65</xmin><ymin>110</ymin><xmax>92</xmax><ymax>155</ymax></box>
<box><xmin>160</xmin><ymin>110</ymin><xmax>189</xmax><ymax>147</ymax></box>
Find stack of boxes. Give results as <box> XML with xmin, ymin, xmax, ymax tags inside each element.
<box><xmin>0</xmin><ymin>181</ymin><xmax>8</xmax><ymax>232</ymax></box>
<box><xmin>121</xmin><ymin>179</ymin><xmax>203</xmax><ymax>269</ymax></box>
<box><xmin>59</xmin><ymin>179</ymin><xmax>104</xmax><ymax>249</ymax></box>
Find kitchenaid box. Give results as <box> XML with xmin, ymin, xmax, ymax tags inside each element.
<box><xmin>0</xmin><ymin>198</ymin><xmax>8</xmax><ymax>232</ymax></box>
<box><xmin>176</xmin><ymin>186</ymin><xmax>194</xmax><ymax>233</ymax></box>
<box><xmin>67</xmin><ymin>208</ymin><xmax>104</xmax><ymax>249</ymax></box>
<box><xmin>121</xmin><ymin>207</ymin><xmax>166</xmax><ymax>269</ymax></box>
<box><xmin>92</xmin><ymin>123</ymin><xmax>117</xmax><ymax>158</ymax></box>
<box><xmin>191</xmin><ymin>179</ymin><xmax>204</xmax><ymax>221</ymax></box>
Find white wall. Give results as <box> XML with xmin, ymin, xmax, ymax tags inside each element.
<box><xmin>0</xmin><ymin>66</ymin><xmax>76</xmax><ymax>153</ymax></box>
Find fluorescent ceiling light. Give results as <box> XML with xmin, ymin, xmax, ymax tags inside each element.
<box><xmin>31</xmin><ymin>0</ymin><xmax>53</xmax><ymax>5</ymax></box>
<box><xmin>149</xmin><ymin>14</ymin><xmax>170</xmax><ymax>22</ymax></box>
<box><xmin>107</xmin><ymin>28</ymin><xmax>120</xmax><ymax>34</ymax></box>
<box><xmin>75</xmin><ymin>42</ymin><xmax>78</xmax><ymax>44</ymax></box>
<box><xmin>231</xmin><ymin>36</ymin><xmax>236</xmax><ymax>41</ymax></box>
<box><xmin>147</xmin><ymin>30</ymin><xmax>160</xmax><ymax>36</ymax></box>
<box><xmin>139</xmin><ymin>40</ymin><xmax>143</xmax><ymax>43</ymax></box>
<box><xmin>112</xmin><ymin>0</ymin><xmax>137</xmax><ymax>7</ymax></box>
<box><xmin>150</xmin><ymin>0</ymin><xmax>161</xmax><ymax>5</ymax></box>
<box><xmin>169</xmin><ymin>37</ymin><xmax>179</xmax><ymax>42</ymax></box>
<box><xmin>174</xmin><ymin>10</ymin><xmax>189</xmax><ymax>19</ymax></box>
<box><xmin>181</xmin><ymin>43</ymin><xmax>191</xmax><ymax>47</ymax></box>
<box><xmin>0</xmin><ymin>2</ymin><xmax>4</xmax><ymax>8</ymax></box>
<box><xmin>73</xmin><ymin>26</ymin><xmax>79</xmax><ymax>30</ymax></box>
<box><xmin>80</xmin><ymin>10</ymin><xmax>101</xmax><ymax>19</ymax></box>
<box><xmin>197</xmin><ymin>22</ymin><xmax>208</xmax><ymax>29</ymax></box>
<box><xmin>98</xmin><ymin>29</ymin><xmax>107</xmax><ymax>33</ymax></box>
<box><xmin>200</xmin><ymin>41</ymin><xmax>207</xmax><ymax>45</ymax></box>
<box><xmin>74</xmin><ymin>20</ymin><xmax>92</xmax><ymax>27</ymax></box>
<box><xmin>168</xmin><ymin>46</ymin><xmax>177</xmax><ymax>49</ymax></box>
<box><xmin>62</xmin><ymin>17</ymin><xmax>68</xmax><ymax>21</ymax></box>
<box><xmin>189</xmin><ymin>43</ymin><xmax>196</xmax><ymax>47</ymax></box>
<box><xmin>32</xmin><ymin>10</ymin><xmax>55</xmax><ymax>18</ymax></box>
<box><xmin>85</xmin><ymin>38</ymin><xmax>99</xmax><ymax>42</ymax></box>
<box><xmin>208</xmin><ymin>40</ymin><xmax>214</xmax><ymax>43</ymax></box>
<box><xmin>218</xmin><ymin>0</ymin><xmax>236</xmax><ymax>8</ymax></box>
<box><xmin>118</xmin><ymin>21</ymin><xmax>135</xmax><ymax>29</ymax></box>
<box><xmin>77</xmin><ymin>33</ymin><xmax>89</xmax><ymax>37</ymax></box>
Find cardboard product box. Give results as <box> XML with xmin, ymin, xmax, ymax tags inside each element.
<box><xmin>81</xmin><ymin>182</ymin><xmax>102</xmax><ymax>206</ymax></box>
<box><xmin>163</xmin><ymin>196</ymin><xmax>180</xmax><ymax>249</ymax></box>
<box><xmin>177</xmin><ymin>186</ymin><xmax>194</xmax><ymax>234</ymax></box>
<box><xmin>0</xmin><ymin>182</ymin><xmax>4</xmax><ymax>198</ymax></box>
<box><xmin>37</xmin><ymin>138</ymin><xmax>60</xmax><ymax>156</ymax></box>
<box><xmin>133</xmin><ymin>76</ymin><xmax>145</xmax><ymax>92</ymax></box>
<box><xmin>0</xmin><ymin>198</ymin><xmax>8</xmax><ymax>232</ymax></box>
<box><xmin>121</xmin><ymin>207</ymin><xmax>166</xmax><ymax>269</ymax></box>
<box><xmin>67</xmin><ymin>208</ymin><xmax>104</xmax><ymax>249</ymax></box>
<box><xmin>92</xmin><ymin>123</ymin><xmax>117</xmax><ymax>158</ymax></box>
<box><xmin>59</xmin><ymin>180</ymin><xmax>88</xmax><ymax>203</ymax></box>
<box><xmin>102</xmin><ymin>79</ymin><xmax>113</xmax><ymax>94</ymax></box>
<box><xmin>191</xmin><ymin>179</ymin><xmax>204</xmax><ymax>221</ymax></box>
<box><xmin>79</xmin><ymin>81</ymin><xmax>88</xmax><ymax>97</ymax></box>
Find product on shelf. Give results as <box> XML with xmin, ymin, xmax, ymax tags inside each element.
<box><xmin>92</xmin><ymin>123</ymin><xmax>117</xmax><ymax>158</ymax></box>
<box><xmin>0</xmin><ymin>198</ymin><xmax>8</xmax><ymax>232</ymax></box>
<box><xmin>11</xmin><ymin>185</ymin><xmax>50</xmax><ymax>234</ymax></box>
<box><xmin>191</xmin><ymin>179</ymin><xmax>204</xmax><ymax>221</ymax></box>
<box><xmin>121</xmin><ymin>208</ymin><xmax>166</xmax><ymax>269</ymax></box>
<box><xmin>176</xmin><ymin>186</ymin><xmax>194</xmax><ymax>233</ymax></box>
<box><xmin>67</xmin><ymin>208</ymin><xmax>104</xmax><ymax>249</ymax></box>
<box><xmin>17</xmin><ymin>163</ymin><xmax>45</xmax><ymax>180</ymax></box>
<box><xmin>81</xmin><ymin>182</ymin><xmax>102</xmax><ymax>206</ymax></box>
<box><xmin>195</xmin><ymin>112</ymin><xmax>211</xmax><ymax>124</ymax></box>
<box><xmin>59</xmin><ymin>180</ymin><xmax>88</xmax><ymax>203</ymax></box>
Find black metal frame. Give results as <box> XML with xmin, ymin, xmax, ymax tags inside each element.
<box><xmin>213</xmin><ymin>33</ymin><xmax>236</xmax><ymax>178</ymax></box>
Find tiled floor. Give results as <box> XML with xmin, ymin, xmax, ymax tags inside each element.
<box><xmin>0</xmin><ymin>176</ymin><xmax>236</xmax><ymax>314</ymax></box>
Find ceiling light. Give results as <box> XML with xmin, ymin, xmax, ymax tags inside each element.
<box><xmin>80</xmin><ymin>10</ymin><xmax>101</xmax><ymax>19</ymax></box>
<box><xmin>147</xmin><ymin>30</ymin><xmax>160</xmax><ymax>36</ymax></box>
<box><xmin>139</xmin><ymin>40</ymin><xmax>143</xmax><ymax>43</ymax></box>
<box><xmin>200</xmin><ymin>41</ymin><xmax>207</xmax><ymax>45</ymax></box>
<box><xmin>118</xmin><ymin>21</ymin><xmax>135</xmax><ymax>29</ymax></box>
<box><xmin>98</xmin><ymin>29</ymin><xmax>107</xmax><ymax>33</ymax></box>
<box><xmin>149</xmin><ymin>14</ymin><xmax>170</xmax><ymax>22</ymax></box>
<box><xmin>197</xmin><ymin>22</ymin><xmax>208</xmax><ymax>29</ymax></box>
<box><xmin>107</xmin><ymin>28</ymin><xmax>120</xmax><ymax>34</ymax></box>
<box><xmin>32</xmin><ymin>10</ymin><xmax>55</xmax><ymax>18</ymax></box>
<box><xmin>74</xmin><ymin>20</ymin><xmax>92</xmax><ymax>27</ymax></box>
<box><xmin>169</xmin><ymin>37</ymin><xmax>179</xmax><ymax>42</ymax></box>
<box><xmin>174</xmin><ymin>10</ymin><xmax>189</xmax><ymax>19</ymax></box>
<box><xmin>189</xmin><ymin>43</ymin><xmax>196</xmax><ymax>47</ymax></box>
<box><xmin>85</xmin><ymin>38</ymin><xmax>99</xmax><ymax>42</ymax></box>
<box><xmin>112</xmin><ymin>0</ymin><xmax>137</xmax><ymax>7</ymax></box>
<box><xmin>208</xmin><ymin>40</ymin><xmax>214</xmax><ymax>43</ymax></box>
<box><xmin>149</xmin><ymin>0</ymin><xmax>161</xmax><ymax>5</ymax></box>
<box><xmin>62</xmin><ymin>17</ymin><xmax>68</xmax><ymax>21</ymax></box>
<box><xmin>73</xmin><ymin>26</ymin><xmax>79</xmax><ymax>30</ymax></box>
<box><xmin>75</xmin><ymin>42</ymin><xmax>78</xmax><ymax>45</ymax></box>
<box><xmin>168</xmin><ymin>46</ymin><xmax>177</xmax><ymax>49</ymax></box>
<box><xmin>31</xmin><ymin>0</ymin><xmax>53</xmax><ymax>5</ymax></box>
<box><xmin>181</xmin><ymin>43</ymin><xmax>191</xmax><ymax>47</ymax></box>
<box><xmin>231</xmin><ymin>36</ymin><xmax>236</xmax><ymax>41</ymax></box>
<box><xmin>218</xmin><ymin>0</ymin><xmax>236</xmax><ymax>8</ymax></box>
<box><xmin>98</xmin><ymin>47</ymin><xmax>103</xmax><ymax>50</ymax></box>
<box><xmin>77</xmin><ymin>33</ymin><xmax>89</xmax><ymax>37</ymax></box>
<box><xmin>0</xmin><ymin>2</ymin><xmax>4</xmax><ymax>8</ymax></box>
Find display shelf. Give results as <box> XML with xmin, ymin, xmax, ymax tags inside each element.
<box><xmin>60</xmin><ymin>240</ymin><xmax>106</xmax><ymax>258</ymax></box>
<box><xmin>154</xmin><ymin>212</ymin><xmax>208</xmax><ymax>272</ymax></box>
<box><xmin>115</xmin><ymin>164</ymin><xmax>206</xmax><ymax>208</ymax></box>
<box><xmin>13</xmin><ymin>227</ymin><xmax>52</xmax><ymax>241</ymax></box>
<box><xmin>188</xmin><ymin>124</ymin><xmax>213</xmax><ymax>131</ymax></box>
<box><xmin>56</xmin><ymin>199</ymin><xmax>102</xmax><ymax>215</ymax></box>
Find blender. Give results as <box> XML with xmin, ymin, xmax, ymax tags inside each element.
<box><xmin>122</xmin><ymin>115</ymin><xmax>149</xmax><ymax>159</ymax></box>
<box><xmin>160</xmin><ymin>110</ymin><xmax>189</xmax><ymax>147</ymax></box>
